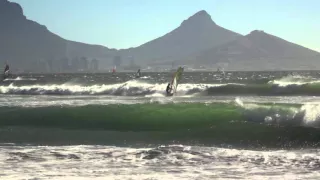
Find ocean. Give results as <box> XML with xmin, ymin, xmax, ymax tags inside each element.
<box><xmin>1</xmin><ymin>71</ymin><xmax>320</xmax><ymax>179</ymax></box>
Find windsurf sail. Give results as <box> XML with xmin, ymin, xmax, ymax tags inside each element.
<box><xmin>112</xmin><ymin>66</ymin><xmax>116</xmax><ymax>73</ymax></box>
<box><xmin>217</xmin><ymin>67</ymin><xmax>225</xmax><ymax>77</ymax></box>
<box><xmin>169</xmin><ymin>67</ymin><xmax>184</xmax><ymax>95</ymax></box>
<box><xmin>3</xmin><ymin>63</ymin><xmax>9</xmax><ymax>79</ymax></box>
<box><xmin>136</xmin><ymin>69</ymin><xmax>141</xmax><ymax>77</ymax></box>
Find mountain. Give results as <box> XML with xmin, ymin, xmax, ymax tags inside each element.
<box><xmin>120</xmin><ymin>10</ymin><xmax>241</xmax><ymax>65</ymax></box>
<box><xmin>1</xmin><ymin>0</ymin><xmax>319</xmax><ymax>71</ymax></box>
<box><xmin>194</xmin><ymin>30</ymin><xmax>320</xmax><ymax>70</ymax></box>
<box><xmin>246</xmin><ymin>30</ymin><xmax>319</xmax><ymax>58</ymax></box>
<box><xmin>0</xmin><ymin>0</ymin><xmax>116</xmax><ymax>71</ymax></box>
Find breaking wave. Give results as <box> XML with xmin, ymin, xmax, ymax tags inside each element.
<box><xmin>0</xmin><ymin>80</ymin><xmax>219</xmax><ymax>96</ymax></box>
<box><xmin>3</xmin><ymin>76</ymin><xmax>37</xmax><ymax>81</ymax></box>
<box><xmin>269</xmin><ymin>74</ymin><xmax>320</xmax><ymax>86</ymax></box>
<box><xmin>1</xmin><ymin>75</ymin><xmax>320</xmax><ymax>96</ymax></box>
<box><xmin>1</xmin><ymin>100</ymin><xmax>320</xmax><ymax>148</ymax></box>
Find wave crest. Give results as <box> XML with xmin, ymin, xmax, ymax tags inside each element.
<box><xmin>0</xmin><ymin>80</ymin><xmax>215</xmax><ymax>96</ymax></box>
<box><xmin>2</xmin><ymin>75</ymin><xmax>320</xmax><ymax>96</ymax></box>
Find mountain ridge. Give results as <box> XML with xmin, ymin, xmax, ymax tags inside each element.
<box><xmin>123</xmin><ymin>9</ymin><xmax>241</xmax><ymax>64</ymax></box>
<box><xmin>0</xmin><ymin>0</ymin><xmax>117</xmax><ymax>70</ymax></box>
<box><xmin>192</xmin><ymin>30</ymin><xmax>319</xmax><ymax>70</ymax></box>
<box><xmin>1</xmin><ymin>0</ymin><xmax>319</xmax><ymax>71</ymax></box>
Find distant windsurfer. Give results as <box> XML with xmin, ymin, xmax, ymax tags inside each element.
<box><xmin>3</xmin><ymin>63</ymin><xmax>9</xmax><ymax>80</ymax></box>
<box><xmin>166</xmin><ymin>83</ymin><xmax>173</xmax><ymax>96</ymax></box>
<box><xmin>4</xmin><ymin>64</ymin><xmax>9</xmax><ymax>73</ymax></box>
<box><xmin>136</xmin><ymin>69</ymin><xmax>141</xmax><ymax>78</ymax></box>
<box><xmin>111</xmin><ymin>66</ymin><xmax>116</xmax><ymax>76</ymax></box>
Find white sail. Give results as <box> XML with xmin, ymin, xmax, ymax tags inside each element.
<box><xmin>170</xmin><ymin>67</ymin><xmax>184</xmax><ymax>95</ymax></box>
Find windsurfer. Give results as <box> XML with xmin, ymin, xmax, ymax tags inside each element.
<box><xmin>136</xmin><ymin>69</ymin><xmax>141</xmax><ymax>77</ymax></box>
<box><xmin>3</xmin><ymin>63</ymin><xmax>10</xmax><ymax>80</ymax></box>
<box><xmin>4</xmin><ymin>64</ymin><xmax>9</xmax><ymax>72</ymax></box>
<box><xmin>166</xmin><ymin>83</ymin><xmax>173</xmax><ymax>96</ymax></box>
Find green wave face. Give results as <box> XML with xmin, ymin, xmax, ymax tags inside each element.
<box><xmin>0</xmin><ymin>102</ymin><xmax>320</xmax><ymax>148</ymax></box>
<box><xmin>0</xmin><ymin>102</ymin><xmax>316</xmax><ymax>131</ymax></box>
<box><xmin>0</xmin><ymin>102</ymin><xmax>314</xmax><ymax>129</ymax></box>
<box><xmin>0</xmin><ymin>103</ymin><xmax>243</xmax><ymax>131</ymax></box>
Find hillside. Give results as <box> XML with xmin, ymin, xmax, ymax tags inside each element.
<box><xmin>121</xmin><ymin>10</ymin><xmax>241</xmax><ymax>65</ymax></box>
<box><xmin>1</xmin><ymin>0</ymin><xmax>319</xmax><ymax>71</ymax></box>
<box><xmin>0</xmin><ymin>0</ymin><xmax>115</xmax><ymax>70</ymax></box>
<box><xmin>193</xmin><ymin>30</ymin><xmax>320</xmax><ymax>70</ymax></box>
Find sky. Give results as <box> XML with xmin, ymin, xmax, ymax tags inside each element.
<box><xmin>9</xmin><ymin>0</ymin><xmax>320</xmax><ymax>52</ymax></box>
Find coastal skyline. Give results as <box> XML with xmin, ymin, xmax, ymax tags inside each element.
<box><xmin>9</xmin><ymin>0</ymin><xmax>320</xmax><ymax>52</ymax></box>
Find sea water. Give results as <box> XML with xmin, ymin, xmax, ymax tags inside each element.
<box><xmin>1</xmin><ymin>71</ymin><xmax>320</xmax><ymax>179</ymax></box>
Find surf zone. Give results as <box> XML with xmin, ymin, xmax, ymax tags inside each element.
<box><xmin>1</xmin><ymin>102</ymin><xmax>320</xmax><ymax>148</ymax></box>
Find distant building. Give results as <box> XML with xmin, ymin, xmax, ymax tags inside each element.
<box><xmin>51</xmin><ymin>58</ymin><xmax>61</xmax><ymax>73</ymax></box>
<box><xmin>30</xmin><ymin>59</ymin><xmax>46</xmax><ymax>73</ymax></box>
<box><xmin>129</xmin><ymin>56</ymin><xmax>135</xmax><ymax>66</ymax></box>
<box><xmin>60</xmin><ymin>57</ymin><xmax>70</xmax><ymax>72</ymax></box>
<box><xmin>123</xmin><ymin>56</ymin><xmax>140</xmax><ymax>71</ymax></box>
<box><xmin>71</xmin><ymin>57</ymin><xmax>79</xmax><ymax>72</ymax></box>
<box><xmin>90</xmin><ymin>59</ymin><xmax>99</xmax><ymax>72</ymax></box>
<box><xmin>79</xmin><ymin>57</ymin><xmax>88</xmax><ymax>71</ymax></box>
<box><xmin>46</xmin><ymin>58</ymin><xmax>53</xmax><ymax>72</ymax></box>
<box><xmin>38</xmin><ymin>60</ymin><xmax>48</xmax><ymax>73</ymax></box>
<box><xmin>113</xmin><ymin>56</ymin><xmax>121</xmax><ymax>67</ymax></box>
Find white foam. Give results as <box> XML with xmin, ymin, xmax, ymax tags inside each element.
<box><xmin>139</xmin><ymin>76</ymin><xmax>151</xmax><ymax>79</ymax></box>
<box><xmin>0</xmin><ymin>80</ymin><xmax>227</xmax><ymax>96</ymax></box>
<box><xmin>269</xmin><ymin>75</ymin><xmax>320</xmax><ymax>87</ymax></box>
<box><xmin>237</xmin><ymin>100</ymin><xmax>320</xmax><ymax>127</ymax></box>
<box><xmin>3</xmin><ymin>76</ymin><xmax>37</xmax><ymax>81</ymax></box>
<box><xmin>299</xmin><ymin>103</ymin><xmax>320</xmax><ymax>126</ymax></box>
<box><xmin>1</xmin><ymin>145</ymin><xmax>320</xmax><ymax>180</ymax></box>
<box><xmin>234</xmin><ymin>97</ymin><xmax>244</xmax><ymax>107</ymax></box>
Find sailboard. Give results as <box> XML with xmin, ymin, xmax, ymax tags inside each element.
<box><xmin>168</xmin><ymin>67</ymin><xmax>184</xmax><ymax>96</ymax></box>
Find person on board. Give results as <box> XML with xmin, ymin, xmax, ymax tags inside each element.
<box><xmin>4</xmin><ymin>64</ymin><xmax>9</xmax><ymax>72</ymax></box>
<box><xmin>136</xmin><ymin>69</ymin><xmax>141</xmax><ymax>77</ymax></box>
<box><xmin>166</xmin><ymin>83</ymin><xmax>173</xmax><ymax>96</ymax></box>
<box><xmin>3</xmin><ymin>63</ymin><xmax>9</xmax><ymax>80</ymax></box>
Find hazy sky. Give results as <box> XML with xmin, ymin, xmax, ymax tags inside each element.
<box><xmin>10</xmin><ymin>0</ymin><xmax>320</xmax><ymax>52</ymax></box>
